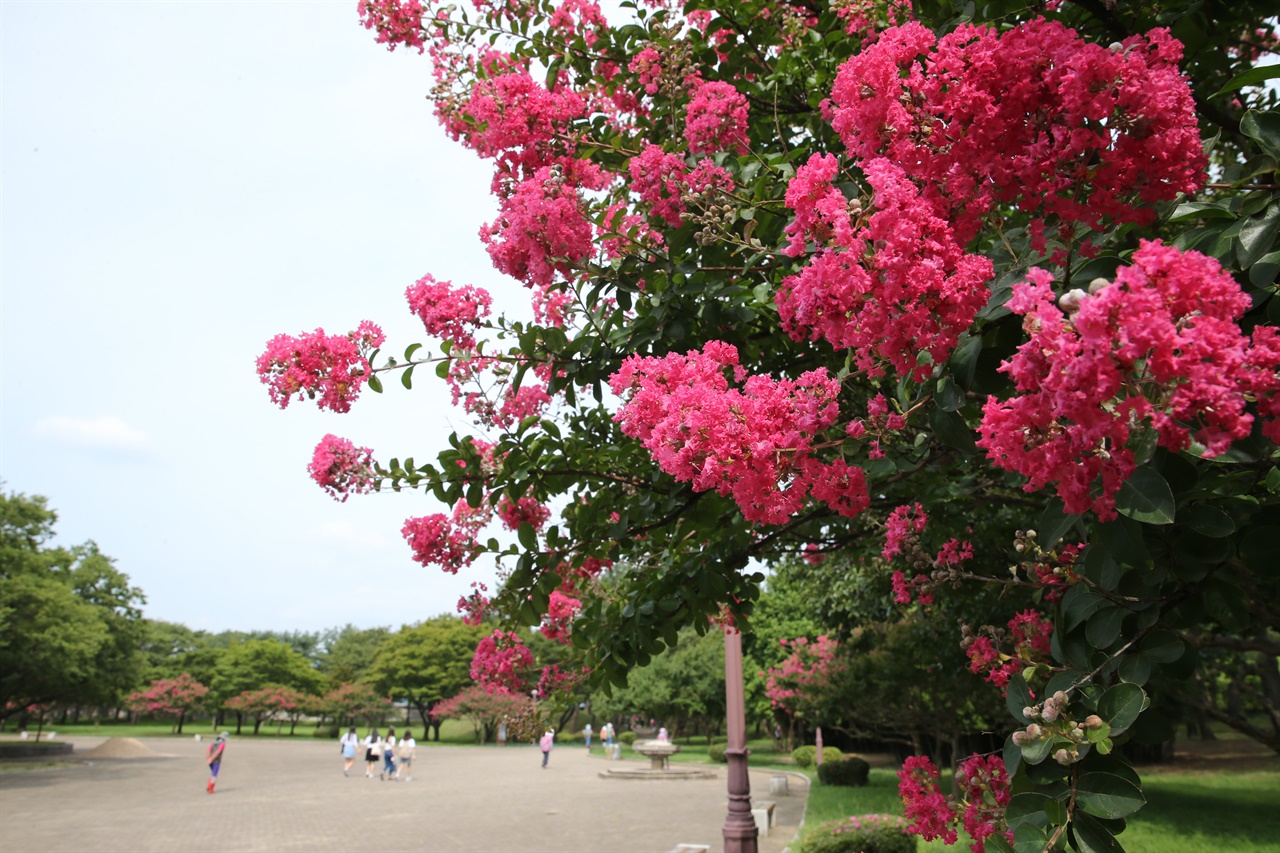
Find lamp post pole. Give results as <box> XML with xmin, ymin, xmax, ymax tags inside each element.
<box><xmin>723</xmin><ymin>627</ymin><xmax>759</xmax><ymax>853</ymax></box>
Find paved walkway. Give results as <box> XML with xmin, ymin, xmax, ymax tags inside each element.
<box><xmin>0</xmin><ymin>737</ymin><xmax>809</xmax><ymax>852</ymax></box>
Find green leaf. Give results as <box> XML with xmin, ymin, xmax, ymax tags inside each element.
<box><xmin>1236</xmin><ymin>204</ymin><xmax>1280</xmax><ymax>269</ymax></box>
<box><xmin>1076</xmin><ymin>772</ymin><xmax>1146</xmax><ymax>819</ymax></box>
<box><xmin>401</xmin><ymin>365</ymin><xmax>414</xmax><ymax>390</ymax></box>
<box><xmin>367</xmin><ymin>374</ymin><xmax>384</xmax><ymax>394</ymax></box>
<box><xmin>1118</xmin><ymin>654</ymin><xmax>1152</xmax><ymax>686</ymax></box>
<box><xmin>1180</xmin><ymin>505</ymin><xmax>1235</xmax><ymax>538</ymax></box>
<box><xmin>1071</xmin><ymin>811</ymin><xmax>1125</xmax><ymax>853</ymax></box>
<box><xmin>1138</xmin><ymin>630</ymin><xmax>1186</xmax><ymax>664</ymax></box>
<box><xmin>1086</xmin><ymin>606</ymin><xmax>1127</xmax><ymax>649</ymax></box>
<box><xmin>1062</xmin><ymin>586</ymin><xmax>1109</xmax><ymax>631</ymax></box>
<box><xmin>1241</xmin><ymin>109</ymin><xmax>1280</xmax><ymax>161</ymax></box>
<box><xmin>404</xmin><ymin>342</ymin><xmax>423</xmax><ymax>361</ymax></box>
<box><xmin>1020</xmin><ymin>735</ymin><xmax>1054</xmax><ymax>765</ymax></box>
<box><xmin>931</xmin><ymin>407</ymin><xmax>976</xmax><ymax>455</ymax></box>
<box><xmin>1007</xmin><ymin>673</ymin><xmax>1034</xmax><ymax>724</ymax></box>
<box><xmin>1005</xmin><ymin>793</ymin><xmax>1053</xmax><ymax>831</ymax></box>
<box><xmin>1097</xmin><ymin>683</ymin><xmax>1146</xmax><ymax>734</ymax></box>
<box><xmin>517</xmin><ymin>521</ymin><xmax>537</xmax><ymax>551</ymax></box>
<box><xmin>1213</xmin><ymin>64</ymin><xmax>1280</xmax><ymax>98</ymax></box>
<box><xmin>1167</xmin><ymin>201</ymin><xmax>1235</xmax><ymax>222</ymax></box>
<box><xmin>1115</xmin><ymin>465</ymin><xmax>1175</xmax><ymax>525</ymax></box>
<box><xmin>1038</xmin><ymin>499</ymin><xmax>1081</xmax><ymax>548</ymax></box>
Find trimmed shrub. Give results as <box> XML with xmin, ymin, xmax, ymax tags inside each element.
<box><xmin>618</xmin><ymin>731</ymin><xmax>637</xmax><ymax>745</ymax></box>
<box><xmin>799</xmin><ymin>814</ymin><xmax>916</xmax><ymax>853</ymax></box>
<box><xmin>313</xmin><ymin>724</ymin><xmax>340</xmax><ymax>739</ymax></box>
<box><xmin>817</xmin><ymin>756</ymin><xmax>871</xmax><ymax>787</ymax></box>
<box><xmin>708</xmin><ymin>742</ymin><xmax>728</xmax><ymax>763</ymax></box>
<box><xmin>559</xmin><ymin>731</ymin><xmax>582</xmax><ymax>745</ymax></box>
<box><xmin>792</xmin><ymin>745</ymin><xmax>844</xmax><ymax>768</ymax></box>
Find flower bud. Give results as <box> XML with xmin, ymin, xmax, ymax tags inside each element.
<box><xmin>1026</xmin><ymin>724</ymin><xmax>1043</xmax><ymax>739</ymax></box>
<box><xmin>1058</xmin><ymin>288</ymin><xmax>1088</xmax><ymax>313</ymax></box>
<box><xmin>1054</xmin><ymin>748</ymin><xmax>1073</xmax><ymax>765</ymax></box>
<box><xmin>1023</xmin><ymin>707</ymin><xmax>1037</xmax><ymax>719</ymax></box>
<box><xmin>1012</xmin><ymin>731</ymin><xmax>1029</xmax><ymax>746</ymax></box>
<box><xmin>1084</xmin><ymin>715</ymin><xmax>1103</xmax><ymax>729</ymax></box>
<box><xmin>1089</xmin><ymin>277</ymin><xmax>1110</xmax><ymax>294</ymax></box>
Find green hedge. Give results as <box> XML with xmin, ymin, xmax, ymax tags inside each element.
<box><xmin>618</xmin><ymin>731</ymin><xmax>637</xmax><ymax>745</ymax></box>
<box><xmin>792</xmin><ymin>745</ymin><xmax>844</xmax><ymax>768</ymax></box>
<box><xmin>799</xmin><ymin>814</ymin><xmax>916</xmax><ymax>853</ymax></box>
<box><xmin>817</xmin><ymin>756</ymin><xmax>871</xmax><ymax>787</ymax></box>
<box><xmin>709</xmin><ymin>742</ymin><xmax>728</xmax><ymax>763</ymax></box>
<box><xmin>313</xmin><ymin>724</ymin><xmax>340</xmax><ymax>739</ymax></box>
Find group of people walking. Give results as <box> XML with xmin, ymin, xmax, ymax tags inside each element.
<box><xmin>340</xmin><ymin>726</ymin><xmax>416</xmax><ymax>781</ymax></box>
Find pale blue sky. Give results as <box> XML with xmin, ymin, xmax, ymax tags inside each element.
<box><xmin>1</xmin><ymin>0</ymin><xmax>529</xmax><ymax>631</ymax></box>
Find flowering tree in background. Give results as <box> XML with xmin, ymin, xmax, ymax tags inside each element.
<box><xmin>223</xmin><ymin>685</ymin><xmax>306</xmax><ymax>736</ymax></box>
<box><xmin>763</xmin><ymin>635</ymin><xmax>844</xmax><ymax>745</ymax></box>
<box><xmin>261</xmin><ymin>0</ymin><xmax>1280</xmax><ymax>849</ymax></box>
<box><xmin>433</xmin><ymin>683</ymin><xmax>536</xmax><ymax>743</ymax></box>
<box><xmin>321</xmin><ymin>681</ymin><xmax>395</xmax><ymax>728</ymax></box>
<box><xmin>126</xmin><ymin>673</ymin><xmax>209</xmax><ymax>734</ymax></box>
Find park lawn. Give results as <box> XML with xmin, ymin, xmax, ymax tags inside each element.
<box><xmin>794</xmin><ymin>766</ymin><xmax>1280</xmax><ymax>853</ymax></box>
<box><xmin>21</xmin><ymin>717</ymin><xmax>476</xmax><ymax>742</ymax></box>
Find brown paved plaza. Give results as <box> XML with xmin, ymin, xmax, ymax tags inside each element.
<box><xmin>0</xmin><ymin>737</ymin><xmax>808</xmax><ymax>853</ymax></box>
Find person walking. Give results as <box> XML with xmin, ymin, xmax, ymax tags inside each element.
<box><xmin>339</xmin><ymin>727</ymin><xmax>360</xmax><ymax>776</ymax></box>
<box><xmin>397</xmin><ymin>730</ymin><xmax>416</xmax><ymax>782</ymax></box>
<box><xmin>363</xmin><ymin>728</ymin><xmax>381</xmax><ymax>778</ymax></box>
<box><xmin>205</xmin><ymin>731</ymin><xmax>228</xmax><ymax>794</ymax></box>
<box><xmin>539</xmin><ymin>728</ymin><xmax>555</xmax><ymax>769</ymax></box>
<box><xmin>381</xmin><ymin>727</ymin><xmax>397</xmax><ymax>781</ymax></box>
<box><xmin>583</xmin><ymin>723</ymin><xmax>593</xmax><ymax>751</ymax></box>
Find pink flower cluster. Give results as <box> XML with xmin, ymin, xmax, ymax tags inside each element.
<box><xmin>496</xmin><ymin>382</ymin><xmax>552</xmax><ymax>428</ymax></box>
<box><xmin>402</xmin><ymin>498</ymin><xmax>490</xmax><ymax>574</ymax></box>
<box><xmin>629</xmin><ymin>145</ymin><xmax>688</xmax><ymax>228</ymax></box>
<box><xmin>610</xmin><ymin>342</ymin><xmax>870</xmax><ymax>524</ymax></box>
<box><xmin>955</xmin><ymin>754</ymin><xmax>1013</xmax><ymax>853</ymax></box>
<box><xmin>308</xmin><ymin>434</ymin><xmax>377</xmax><ymax>502</ymax></box>
<box><xmin>829</xmin><ymin>19</ymin><xmax>1205</xmax><ymax>251</ymax></box>
<box><xmin>966</xmin><ymin>609</ymin><xmax>1054</xmax><ymax>690</ymax></box>
<box><xmin>539</xmin><ymin>590</ymin><xmax>582</xmax><ymax>642</ymax></box>
<box><xmin>357</xmin><ymin>0</ymin><xmax>427</xmax><ymax>54</ymax></box>
<box><xmin>629</xmin><ymin>47</ymin><xmax>663</xmax><ymax>95</ymax></box>
<box><xmin>898</xmin><ymin>756</ymin><xmax>958</xmax><ymax>845</ymax></box>
<box><xmin>777</xmin><ymin>158</ymin><xmax>993</xmax><ymax>381</ymax></box>
<box><xmin>456</xmin><ymin>581</ymin><xmax>490</xmax><ymax>626</ymax></box>
<box><xmin>546</xmin><ymin>0</ymin><xmax>608</xmax><ymax>48</ymax></box>
<box><xmin>882</xmin><ymin>502</ymin><xmax>926</xmax><ymax>559</ymax></box>
<box><xmin>684</xmin><ymin>79</ymin><xmax>749</xmax><ymax>155</ymax></box>
<box><xmin>978</xmin><ymin>241</ymin><xmax>1279</xmax><ymax>518</ymax></box>
<box><xmin>497</xmin><ymin>494</ymin><xmax>552</xmax><ymax>531</ymax></box>
<box><xmin>405</xmin><ymin>274</ymin><xmax>492</xmax><ymax>349</ymax></box>
<box><xmin>470</xmin><ymin>629</ymin><xmax>534</xmax><ymax>693</ymax></box>
<box><xmin>256</xmin><ymin>322</ymin><xmax>385</xmax><ymax>413</ymax></box>
<box><xmin>763</xmin><ymin>635</ymin><xmax>841</xmax><ymax>713</ymax></box>
<box><xmin>480</xmin><ymin>164</ymin><xmax>601</xmax><ymax>288</ymax></box>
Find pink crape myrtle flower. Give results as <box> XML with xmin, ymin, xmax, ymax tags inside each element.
<box><xmin>684</xmin><ymin>79</ymin><xmax>749</xmax><ymax>155</ymax></box>
<box><xmin>358</xmin><ymin>0</ymin><xmax>427</xmax><ymax>54</ymax></box>
<box><xmin>630</xmin><ymin>46</ymin><xmax>663</xmax><ymax>95</ymax></box>
<box><xmin>777</xmin><ymin>158</ymin><xmax>992</xmax><ymax>381</ymax></box>
<box><xmin>480</xmin><ymin>164</ymin><xmax>602</xmax><ymax>288</ymax></box>
<box><xmin>402</xmin><ymin>497</ymin><xmax>491</xmax><ymax>574</ymax></box>
<box><xmin>405</xmin><ymin>274</ymin><xmax>492</xmax><ymax>350</ymax></box>
<box><xmin>495</xmin><ymin>382</ymin><xmax>552</xmax><ymax>428</ymax></box>
<box><xmin>956</xmin><ymin>754</ymin><xmax>1013</xmax><ymax>853</ymax></box>
<box><xmin>446</xmin><ymin>70</ymin><xmax>585</xmax><ymax>167</ymax></box>
<box><xmin>782</xmin><ymin>153</ymin><xmax>859</xmax><ymax>255</ymax></box>
<box><xmin>456</xmin><ymin>581</ymin><xmax>490</xmax><ymax>626</ymax></box>
<box><xmin>882</xmin><ymin>503</ymin><xmax>927</xmax><ymax>559</ymax></box>
<box><xmin>629</xmin><ymin>144</ymin><xmax>689</xmax><ymax>228</ymax></box>
<box><xmin>256</xmin><ymin>322</ymin><xmax>384</xmax><ymax>413</ymax></box>
<box><xmin>978</xmin><ymin>241</ymin><xmax>1268</xmax><ymax>518</ymax></box>
<box><xmin>610</xmin><ymin>341</ymin><xmax>869</xmax><ymax>525</ymax></box>
<box><xmin>497</xmin><ymin>494</ymin><xmax>552</xmax><ymax>532</ymax></box>
<box><xmin>540</xmin><ymin>590</ymin><xmax>582</xmax><ymax>642</ymax></box>
<box><xmin>547</xmin><ymin>0</ymin><xmax>608</xmax><ymax>48</ymax></box>
<box><xmin>471</xmin><ymin>629</ymin><xmax>534</xmax><ymax>693</ymax></box>
<box><xmin>308</xmin><ymin>434</ymin><xmax>377</xmax><ymax>502</ymax></box>
<box><xmin>898</xmin><ymin>756</ymin><xmax>959</xmax><ymax>845</ymax></box>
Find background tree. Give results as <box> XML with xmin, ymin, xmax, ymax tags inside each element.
<box><xmin>0</xmin><ymin>489</ymin><xmax>145</xmax><ymax>720</ymax></box>
<box><xmin>211</xmin><ymin>639</ymin><xmax>323</xmax><ymax>733</ymax></box>
<box><xmin>368</xmin><ymin>616</ymin><xmax>484</xmax><ymax>738</ymax></box>
<box><xmin>321</xmin><ymin>682</ymin><xmax>394</xmax><ymax>728</ymax></box>
<box><xmin>317</xmin><ymin>624</ymin><xmax>392</xmax><ymax>686</ymax></box>
<box><xmin>126</xmin><ymin>673</ymin><xmax>209</xmax><ymax>734</ymax></box>
<box><xmin>433</xmin><ymin>684</ymin><xmax>534</xmax><ymax>744</ymax></box>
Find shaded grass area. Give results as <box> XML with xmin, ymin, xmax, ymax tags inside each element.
<box><xmin>10</xmin><ymin>718</ymin><xmax>480</xmax><ymax>742</ymax></box>
<box><xmin>792</xmin><ymin>764</ymin><xmax>1279</xmax><ymax>853</ymax></box>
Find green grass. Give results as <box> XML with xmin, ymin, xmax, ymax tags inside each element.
<box><xmin>791</xmin><ymin>764</ymin><xmax>1280</xmax><ymax>853</ymax></box>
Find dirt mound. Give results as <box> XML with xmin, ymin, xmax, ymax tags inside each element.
<box><xmin>77</xmin><ymin>738</ymin><xmax>161</xmax><ymax>759</ymax></box>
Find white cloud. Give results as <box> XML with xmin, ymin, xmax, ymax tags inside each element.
<box><xmin>34</xmin><ymin>415</ymin><xmax>152</xmax><ymax>451</ymax></box>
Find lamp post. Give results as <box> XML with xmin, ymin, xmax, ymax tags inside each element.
<box><xmin>723</xmin><ymin>626</ymin><xmax>758</xmax><ymax>853</ymax></box>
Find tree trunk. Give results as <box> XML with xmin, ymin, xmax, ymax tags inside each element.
<box><xmin>235</xmin><ymin>711</ymin><xmax>244</xmax><ymax>735</ymax></box>
<box><xmin>290</xmin><ymin>718</ymin><xmax>298</xmax><ymax>736</ymax></box>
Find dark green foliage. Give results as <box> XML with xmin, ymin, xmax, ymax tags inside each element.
<box><xmin>818</xmin><ymin>756</ymin><xmax>871</xmax><ymax>787</ymax></box>
<box><xmin>709</xmin><ymin>742</ymin><xmax>728</xmax><ymax>763</ymax></box>
<box><xmin>618</xmin><ymin>730</ymin><xmax>637</xmax><ymax>745</ymax></box>
<box><xmin>799</xmin><ymin>814</ymin><xmax>916</xmax><ymax>853</ymax></box>
<box><xmin>314</xmin><ymin>724</ymin><xmax>340</xmax><ymax>739</ymax></box>
<box><xmin>792</xmin><ymin>745</ymin><xmax>844</xmax><ymax>768</ymax></box>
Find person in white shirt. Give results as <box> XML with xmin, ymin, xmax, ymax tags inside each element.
<box><xmin>339</xmin><ymin>727</ymin><xmax>360</xmax><ymax>776</ymax></box>
<box><xmin>397</xmin><ymin>730</ymin><xmax>417</xmax><ymax>781</ymax></box>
